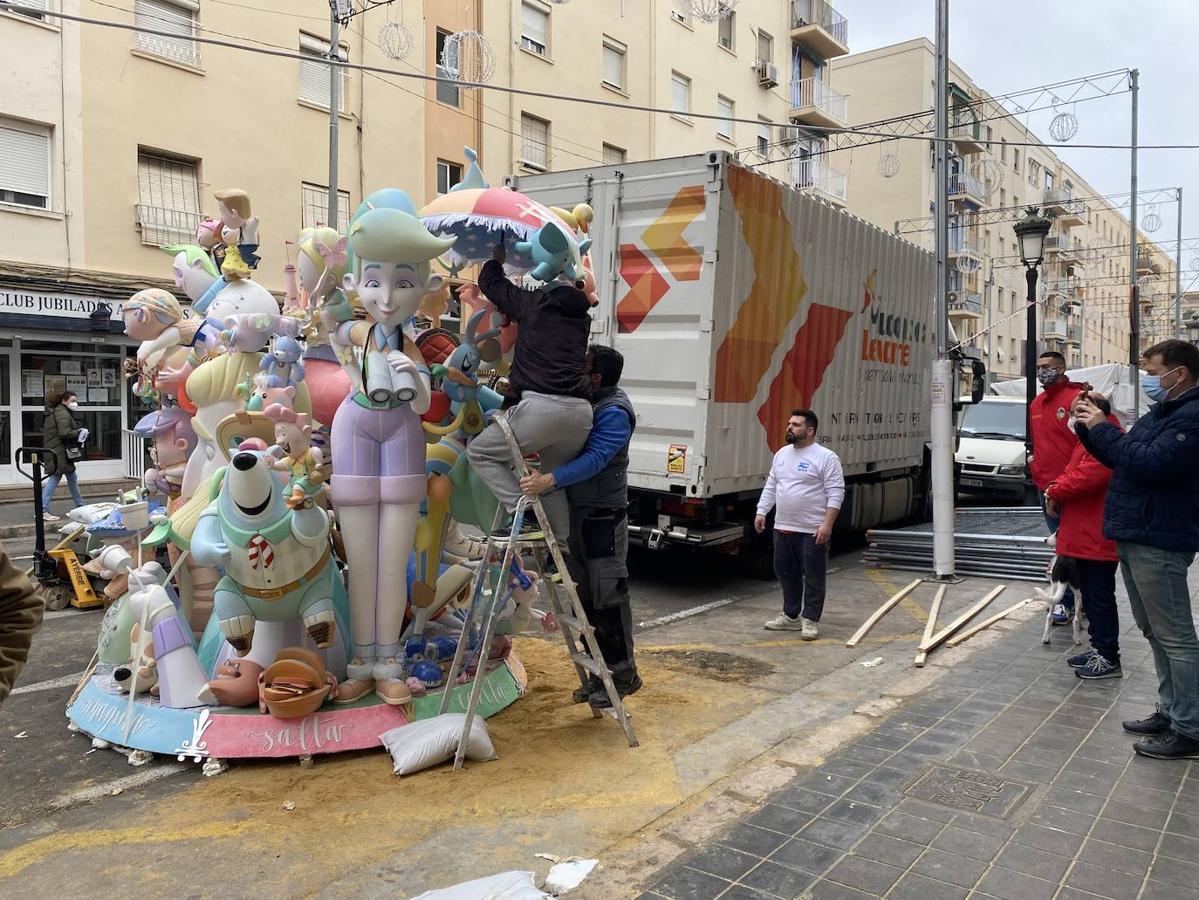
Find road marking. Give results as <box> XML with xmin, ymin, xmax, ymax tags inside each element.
<box><xmin>10</xmin><ymin>671</ymin><xmax>87</xmax><ymax>695</ymax></box>
<box><xmin>42</xmin><ymin>609</ymin><xmax>95</xmax><ymax>620</ymax></box>
<box><xmin>49</xmin><ymin>765</ymin><xmax>188</xmax><ymax>811</ymax></box>
<box><xmin>638</xmin><ymin>597</ymin><xmax>737</xmax><ymax>630</ymax></box>
<box><xmin>866</xmin><ymin>568</ymin><xmax>928</xmax><ymax>625</ymax></box>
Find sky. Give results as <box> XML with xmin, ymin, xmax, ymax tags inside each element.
<box><xmin>838</xmin><ymin>0</ymin><xmax>1199</xmax><ymax>287</ymax></box>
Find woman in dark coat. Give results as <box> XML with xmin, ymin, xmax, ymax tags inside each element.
<box><xmin>41</xmin><ymin>390</ymin><xmax>86</xmax><ymax>522</ymax></box>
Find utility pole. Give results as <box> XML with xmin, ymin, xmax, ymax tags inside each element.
<box><xmin>1176</xmin><ymin>187</ymin><xmax>1184</xmax><ymax>338</ymax></box>
<box><xmin>327</xmin><ymin>1</ymin><xmax>342</xmax><ymax>227</ymax></box>
<box><xmin>1128</xmin><ymin>69</ymin><xmax>1140</xmax><ymax>410</ymax></box>
<box><xmin>930</xmin><ymin>0</ymin><xmax>955</xmax><ymax>579</ymax></box>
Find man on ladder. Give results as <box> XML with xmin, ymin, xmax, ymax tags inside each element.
<box><xmin>520</xmin><ymin>345</ymin><xmax>640</xmax><ymax>708</ymax></box>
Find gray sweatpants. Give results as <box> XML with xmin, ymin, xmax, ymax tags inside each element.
<box><xmin>466</xmin><ymin>391</ymin><xmax>593</xmax><ymax>539</ymax></box>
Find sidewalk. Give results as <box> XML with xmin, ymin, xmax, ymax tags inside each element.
<box><xmin>635</xmin><ymin>582</ymin><xmax>1199</xmax><ymax>899</ymax></box>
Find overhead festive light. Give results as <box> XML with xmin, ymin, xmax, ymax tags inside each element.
<box><xmin>1141</xmin><ymin>202</ymin><xmax>1162</xmax><ymax>233</ymax></box>
<box><xmin>681</xmin><ymin>0</ymin><xmax>738</xmax><ymax>23</ymax></box>
<box><xmin>440</xmin><ymin>30</ymin><xmax>496</xmax><ymax>87</ymax></box>
<box><xmin>1049</xmin><ymin>102</ymin><xmax>1079</xmax><ymax>142</ymax></box>
<box><xmin>877</xmin><ymin>146</ymin><xmax>900</xmax><ymax>178</ymax></box>
<box><xmin>378</xmin><ymin>22</ymin><xmax>412</xmax><ymax>60</ymax></box>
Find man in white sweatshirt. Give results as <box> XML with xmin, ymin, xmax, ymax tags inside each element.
<box><xmin>754</xmin><ymin>409</ymin><xmax>846</xmax><ymax>639</ymax></box>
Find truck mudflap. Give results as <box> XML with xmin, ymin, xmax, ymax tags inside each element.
<box><xmin>628</xmin><ymin>522</ymin><xmax>745</xmax><ymax>550</ymax></box>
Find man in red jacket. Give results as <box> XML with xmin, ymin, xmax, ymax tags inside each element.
<box><xmin>1030</xmin><ymin>351</ymin><xmax>1088</xmax><ymax>625</ymax></box>
<box><xmin>1044</xmin><ymin>393</ymin><xmax>1123</xmax><ymax>680</ymax></box>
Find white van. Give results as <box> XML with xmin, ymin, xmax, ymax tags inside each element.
<box><xmin>956</xmin><ymin>397</ymin><xmax>1029</xmax><ymax>502</ymax></box>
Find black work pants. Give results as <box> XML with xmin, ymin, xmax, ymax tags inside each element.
<box><xmin>1076</xmin><ymin>558</ymin><xmax>1120</xmax><ymax>664</ymax></box>
<box><xmin>774</xmin><ymin>530</ymin><xmax>828</xmax><ymax>621</ymax></box>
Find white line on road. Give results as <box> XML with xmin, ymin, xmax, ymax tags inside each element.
<box><xmin>49</xmin><ymin>765</ymin><xmax>188</xmax><ymax>810</ymax></box>
<box><xmin>42</xmin><ymin>609</ymin><xmax>90</xmax><ymax>620</ymax></box>
<box><xmin>638</xmin><ymin>597</ymin><xmax>737</xmax><ymax>630</ymax></box>
<box><xmin>11</xmin><ymin>671</ymin><xmax>87</xmax><ymax>695</ymax></box>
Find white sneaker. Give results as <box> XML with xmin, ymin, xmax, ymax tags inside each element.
<box><xmin>801</xmin><ymin>618</ymin><xmax>819</xmax><ymax>640</ymax></box>
<box><xmin>42</xmin><ymin>512</ymin><xmax>60</xmax><ymax>522</ymax></box>
<box><xmin>764</xmin><ymin>613</ymin><xmax>803</xmax><ymax>631</ymax></box>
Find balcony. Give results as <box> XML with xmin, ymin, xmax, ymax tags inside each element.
<box><xmin>1044</xmin><ymin>278</ymin><xmax>1080</xmax><ymax>302</ymax></box>
<box><xmin>1042</xmin><ymin>317</ymin><xmax>1068</xmax><ymax>341</ymax></box>
<box><xmin>790</xmin><ymin>0</ymin><xmax>849</xmax><ymax>59</ymax></box>
<box><xmin>949</xmin><ymin>291</ymin><xmax>983</xmax><ymax>320</ymax></box>
<box><xmin>135</xmin><ymin>204</ymin><xmax>201</xmax><ymax>247</ymax></box>
<box><xmin>1044</xmin><ymin>188</ymin><xmax>1085</xmax><ymax>227</ymax></box>
<box><xmin>1137</xmin><ymin>252</ymin><xmax>1163</xmax><ymax>275</ymax></box>
<box><xmin>950</xmin><ymin>106</ymin><xmax>985</xmax><ymax>155</ymax></box>
<box><xmin>789</xmin><ymin>77</ymin><xmax>848</xmax><ymax>129</ymax></box>
<box><xmin>1066</xmin><ymin>323</ymin><xmax>1083</xmax><ymax>345</ymax></box>
<box><xmin>948</xmin><ymin>171</ymin><xmax>986</xmax><ymax>207</ymax></box>
<box><xmin>1045</xmin><ymin>235</ymin><xmax>1082</xmax><ymax>265</ymax></box>
<box><xmin>790</xmin><ymin>156</ymin><xmax>848</xmax><ymax>206</ymax></box>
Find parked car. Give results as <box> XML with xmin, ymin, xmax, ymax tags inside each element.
<box><xmin>955</xmin><ymin>397</ymin><xmax>1030</xmax><ymax>503</ymax></box>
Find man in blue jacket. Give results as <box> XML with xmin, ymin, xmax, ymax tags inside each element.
<box><xmin>1076</xmin><ymin>339</ymin><xmax>1199</xmax><ymax>760</ymax></box>
<box><xmin>520</xmin><ymin>345</ymin><xmax>640</xmax><ymax>708</ymax></box>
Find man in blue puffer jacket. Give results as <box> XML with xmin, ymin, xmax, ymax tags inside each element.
<box><xmin>1076</xmin><ymin>339</ymin><xmax>1199</xmax><ymax>760</ymax></box>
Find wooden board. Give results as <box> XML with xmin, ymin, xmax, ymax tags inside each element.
<box><xmin>846</xmin><ymin>578</ymin><xmax>923</xmax><ymax>648</ymax></box>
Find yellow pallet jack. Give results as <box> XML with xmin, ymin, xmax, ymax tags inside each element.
<box><xmin>17</xmin><ymin>446</ymin><xmax>104</xmax><ymax>611</ymax></box>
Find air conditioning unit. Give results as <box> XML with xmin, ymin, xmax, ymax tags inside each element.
<box><xmin>776</xmin><ymin>124</ymin><xmax>801</xmax><ymax>144</ymax></box>
<box><xmin>756</xmin><ymin>61</ymin><xmax>779</xmax><ymax>88</ymax></box>
<box><xmin>947</xmin><ymin>291</ymin><xmax>959</xmax><ymax>305</ymax></box>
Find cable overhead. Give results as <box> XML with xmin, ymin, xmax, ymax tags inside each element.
<box><xmin>14</xmin><ymin>4</ymin><xmax>1199</xmax><ymax>151</ymax></box>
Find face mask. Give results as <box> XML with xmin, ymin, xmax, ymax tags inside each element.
<box><xmin>66</xmin><ymin>401</ymin><xmax>79</xmax><ymax>411</ymax></box>
<box><xmin>1036</xmin><ymin>369</ymin><xmax>1059</xmax><ymax>388</ymax></box>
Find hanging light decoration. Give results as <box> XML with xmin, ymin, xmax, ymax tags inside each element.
<box><xmin>972</xmin><ymin>157</ymin><xmax>1001</xmax><ymax>200</ymax></box>
<box><xmin>1048</xmin><ymin>100</ymin><xmax>1079</xmax><ymax>143</ymax></box>
<box><xmin>378</xmin><ymin>21</ymin><xmax>412</xmax><ymax>61</ymax></box>
<box><xmin>681</xmin><ymin>0</ymin><xmax>738</xmax><ymax>23</ymax></box>
<box><xmin>440</xmin><ymin>29</ymin><xmax>496</xmax><ymax>88</ymax></box>
<box><xmin>877</xmin><ymin>143</ymin><xmax>900</xmax><ymax>178</ymax></box>
<box><xmin>956</xmin><ymin>250</ymin><xmax>982</xmax><ymax>276</ymax></box>
<box><xmin>1141</xmin><ymin>202</ymin><xmax>1162</xmax><ymax>233</ymax></box>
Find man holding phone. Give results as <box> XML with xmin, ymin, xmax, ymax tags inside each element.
<box><xmin>1075</xmin><ymin>339</ymin><xmax>1199</xmax><ymax>760</ymax></box>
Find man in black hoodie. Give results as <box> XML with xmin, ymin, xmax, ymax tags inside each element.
<box><xmin>466</xmin><ymin>244</ymin><xmax>593</xmax><ymax>539</ymax></box>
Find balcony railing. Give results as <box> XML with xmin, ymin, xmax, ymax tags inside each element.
<box><xmin>135</xmin><ymin>204</ymin><xmax>202</xmax><ymax>247</ymax></box>
<box><xmin>947</xmin><ymin>228</ymin><xmax>980</xmax><ymax>255</ymax></box>
<box><xmin>790</xmin><ymin>0</ymin><xmax>849</xmax><ymax>48</ymax></box>
<box><xmin>1044</xmin><ymin>187</ymin><xmax>1086</xmax><ymax>221</ymax></box>
<box><xmin>948</xmin><ymin>172</ymin><xmax>986</xmax><ymax>201</ymax></box>
<box><xmin>950</xmin><ymin>292</ymin><xmax>983</xmax><ymax>315</ymax></box>
<box><xmin>123</xmin><ymin>430</ymin><xmax>149</xmax><ymax>483</ymax></box>
<box><xmin>790</xmin><ymin>77</ymin><xmax>848</xmax><ymax>124</ymax></box>
<box><xmin>1042</xmin><ymin>318</ymin><xmax>1068</xmax><ymax>340</ymax></box>
<box><xmin>949</xmin><ymin>106</ymin><xmax>984</xmax><ymax>151</ymax></box>
<box><xmin>789</xmin><ymin>157</ymin><xmax>848</xmax><ymax>204</ymax></box>
<box><xmin>1066</xmin><ymin>323</ymin><xmax>1083</xmax><ymax>344</ymax></box>
<box><xmin>1044</xmin><ymin>278</ymin><xmax>1079</xmax><ymax>300</ymax></box>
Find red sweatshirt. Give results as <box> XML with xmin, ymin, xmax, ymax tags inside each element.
<box><xmin>1044</xmin><ymin>415</ymin><xmax>1122</xmax><ymax>562</ymax></box>
<box><xmin>1029</xmin><ymin>379</ymin><xmax>1086</xmax><ymax>490</ymax></box>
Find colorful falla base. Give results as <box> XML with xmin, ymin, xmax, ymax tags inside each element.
<box><xmin>67</xmin><ymin>655</ymin><xmax>527</xmax><ymax>762</ymax></box>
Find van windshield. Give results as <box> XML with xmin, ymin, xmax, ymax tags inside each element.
<box><xmin>959</xmin><ymin>402</ymin><xmax>1026</xmax><ymax>440</ymax></box>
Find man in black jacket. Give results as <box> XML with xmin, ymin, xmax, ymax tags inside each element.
<box><xmin>1076</xmin><ymin>339</ymin><xmax>1199</xmax><ymax>760</ymax></box>
<box><xmin>466</xmin><ymin>245</ymin><xmax>593</xmax><ymax>539</ymax></box>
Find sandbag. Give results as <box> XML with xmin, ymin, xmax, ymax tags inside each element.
<box><xmin>379</xmin><ymin>713</ymin><xmax>497</xmax><ymax>776</ymax></box>
<box><xmin>409</xmin><ymin>870</ymin><xmax>547</xmax><ymax>900</ymax></box>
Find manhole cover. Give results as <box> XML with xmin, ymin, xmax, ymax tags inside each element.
<box><xmin>904</xmin><ymin>765</ymin><xmax>1031</xmax><ymax>819</ymax></box>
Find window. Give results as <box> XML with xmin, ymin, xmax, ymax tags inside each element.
<box><xmin>716</xmin><ymin>95</ymin><xmax>734</xmax><ymax>141</ymax></box>
<box><xmin>3</xmin><ymin>0</ymin><xmax>48</xmax><ymax>20</ymax></box>
<box><xmin>1000</xmin><ymin>137</ymin><xmax>1007</xmax><ymax>162</ymax></box>
<box><xmin>671</xmin><ymin>71</ymin><xmax>691</xmax><ymax>117</ymax></box>
<box><xmin>999</xmin><ymin>188</ymin><xmax>1005</xmax><ymax>209</ymax></box>
<box><xmin>520</xmin><ymin>113</ymin><xmax>549</xmax><ymax>170</ymax></box>
<box><xmin>757</xmin><ymin>117</ymin><xmax>771</xmax><ymax>155</ymax></box>
<box><xmin>602</xmin><ymin>143</ymin><xmax>626</xmax><ymax>165</ymax></box>
<box><xmin>299</xmin><ymin>32</ymin><xmax>348</xmax><ymax>111</ymax></box>
<box><xmin>985</xmin><ymin>125</ymin><xmax>993</xmax><ymax>148</ymax></box>
<box><xmin>301</xmin><ymin>182</ymin><xmax>350</xmax><ymax>231</ymax></box>
<box><xmin>435</xmin><ymin>160</ymin><xmax>463</xmax><ymax>195</ymax></box>
<box><xmin>134</xmin><ymin>0</ymin><xmax>200</xmax><ymax>67</ymax></box>
<box><xmin>998</xmin><ymin>288</ymin><xmax>1005</xmax><ymax>312</ymax></box>
<box><xmin>0</xmin><ymin>122</ymin><xmax>50</xmax><ymax>209</ymax></box>
<box><xmin>717</xmin><ymin>7</ymin><xmax>735</xmax><ymax>50</ymax></box>
<box><xmin>520</xmin><ymin>1</ymin><xmax>549</xmax><ymax>56</ymax></box>
<box><xmin>1045</xmin><ymin>171</ymin><xmax>1055</xmax><ymax>191</ymax></box>
<box><xmin>1028</xmin><ymin>160</ymin><xmax>1040</xmax><ymax>186</ymax></box>
<box><xmin>756</xmin><ymin>29</ymin><xmax>773</xmax><ymax>65</ymax></box>
<box><xmin>670</xmin><ymin>0</ymin><xmax>691</xmax><ymax>25</ymax></box>
<box><xmin>1013</xmin><ymin>194</ymin><xmax>1019</xmax><ymax>211</ymax></box>
<box><xmin>1012</xmin><ymin>148</ymin><xmax>1020</xmax><ymax>173</ymax></box>
<box><xmin>435</xmin><ymin>29</ymin><xmax>460</xmax><ymax>107</ymax></box>
<box><xmin>602</xmin><ymin>37</ymin><xmax>625</xmax><ymax>90</ymax></box>
<box><xmin>135</xmin><ymin>150</ymin><xmax>199</xmax><ymax>245</ymax></box>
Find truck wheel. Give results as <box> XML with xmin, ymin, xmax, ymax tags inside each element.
<box><xmin>737</xmin><ymin>540</ymin><xmax>776</xmax><ymax>581</ymax></box>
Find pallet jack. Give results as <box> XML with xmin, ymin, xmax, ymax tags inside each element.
<box><xmin>16</xmin><ymin>446</ymin><xmax>103</xmax><ymax>612</ymax></box>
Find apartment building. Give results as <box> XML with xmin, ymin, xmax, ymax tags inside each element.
<box><xmin>0</xmin><ymin>0</ymin><xmax>854</xmax><ymax>483</ymax></box>
<box><xmin>829</xmin><ymin>39</ymin><xmax>1174</xmax><ymax>382</ymax></box>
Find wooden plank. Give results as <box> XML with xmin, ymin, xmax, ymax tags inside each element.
<box><xmin>918</xmin><ymin>585</ymin><xmax>1006</xmax><ymax>653</ymax></box>
<box><xmin>946</xmin><ymin>598</ymin><xmax>1033</xmax><ymax>647</ymax></box>
<box><xmin>846</xmin><ymin>578</ymin><xmax>923</xmax><ymax>648</ymax></box>
<box><xmin>914</xmin><ymin>584</ymin><xmax>947</xmax><ymax>668</ymax></box>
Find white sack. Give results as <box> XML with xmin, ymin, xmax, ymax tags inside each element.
<box><xmin>380</xmin><ymin>713</ymin><xmax>497</xmax><ymax>776</ymax></box>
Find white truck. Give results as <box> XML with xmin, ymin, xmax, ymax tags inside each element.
<box><xmin>508</xmin><ymin>152</ymin><xmax>979</xmax><ymax>574</ymax></box>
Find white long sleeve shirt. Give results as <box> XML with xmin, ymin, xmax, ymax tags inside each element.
<box><xmin>756</xmin><ymin>442</ymin><xmax>846</xmax><ymax>533</ymax></box>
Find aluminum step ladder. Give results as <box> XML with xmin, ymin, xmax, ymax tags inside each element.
<box><xmin>438</xmin><ymin>416</ymin><xmax>639</xmax><ymax>770</ymax></box>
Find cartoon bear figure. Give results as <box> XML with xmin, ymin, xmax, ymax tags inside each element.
<box><xmin>190</xmin><ymin>443</ymin><xmax>337</xmax><ymax>656</ymax></box>
<box><xmin>260</xmin><ymin>335</ymin><xmax>306</xmax><ymax>389</ymax></box>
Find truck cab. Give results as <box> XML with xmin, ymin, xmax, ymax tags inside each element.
<box><xmin>955</xmin><ymin>396</ymin><xmax>1029</xmax><ymax>502</ymax></box>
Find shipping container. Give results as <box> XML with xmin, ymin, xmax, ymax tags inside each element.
<box><xmin>508</xmin><ymin>152</ymin><xmax>949</xmax><ymax>572</ymax></box>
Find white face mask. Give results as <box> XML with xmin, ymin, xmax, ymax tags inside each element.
<box><xmin>66</xmin><ymin>401</ymin><xmax>79</xmax><ymax>411</ymax></box>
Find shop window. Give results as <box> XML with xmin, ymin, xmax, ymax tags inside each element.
<box><xmin>20</xmin><ymin>348</ymin><xmax>123</xmax><ymax>463</ymax></box>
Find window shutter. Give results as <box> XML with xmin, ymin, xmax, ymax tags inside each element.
<box><xmin>602</xmin><ymin>43</ymin><xmax>623</xmax><ymax>87</ymax></box>
<box><xmin>521</xmin><ymin>3</ymin><xmax>548</xmax><ymax>47</ymax></box>
<box><xmin>521</xmin><ymin>115</ymin><xmax>548</xmax><ymax>168</ymax></box>
<box><xmin>0</xmin><ymin>125</ymin><xmax>50</xmax><ymax>200</ymax></box>
<box><xmin>134</xmin><ymin>0</ymin><xmax>199</xmax><ymax>66</ymax></box>
<box><xmin>298</xmin><ymin>33</ymin><xmax>346</xmax><ymax>110</ymax></box>
<box><xmin>672</xmin><ymin>74</ymin><xmax>689</xmax><ymax>113</ymax></box>
<box><xmin>717</xmin><ymin>97</ymin><xmax>733</xmax><ymax>137</ymax></box>
<box><xmin>602</xmin><ymin>144</ymin><xmax>625</xmax><ymax>165</ymax></box>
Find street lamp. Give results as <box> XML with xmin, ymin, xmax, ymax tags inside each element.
<box><xmin>1013</xmin><ymin>206</ymin><xmax>1052</xmax><ymax>459</ymax></box>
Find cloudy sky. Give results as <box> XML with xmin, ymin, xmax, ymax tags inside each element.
<box><xmin>840</xmin><ymin>0</ymin><xmax>1199</xmax><ymax>283</ymax></box>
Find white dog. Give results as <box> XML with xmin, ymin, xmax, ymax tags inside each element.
<box><xmin>1036</xmin><ymin>533</ymin><xmax>1084</xmax><ymax>645</ymax></box>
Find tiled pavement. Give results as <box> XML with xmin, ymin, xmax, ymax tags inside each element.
<box><xmin>639</xmin><ymin>595</ymin><xmax>1199</xmax><ymax>899</ymax></box>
